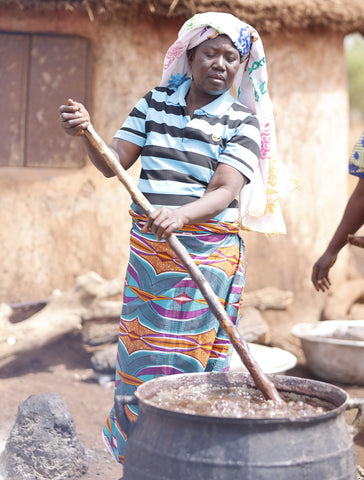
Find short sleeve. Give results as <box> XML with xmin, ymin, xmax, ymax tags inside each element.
<box><xmin>218</xmin><ymin>114</ymin><xmax>261</xmax><ymax>183</ymax></box>
<box><xmin>349</xmin><ymin>131</ymin><xmax>364</xmax><ymax>178</ymax></box>
<box><xmin>113</xmin><ymin>91</ymin><xmax>153</xmax><ymax>147</ymax></box>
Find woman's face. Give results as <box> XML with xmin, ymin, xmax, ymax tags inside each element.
<box><xmin>188</xmin><ymin>35</ymin><xmax>241</xmax><ymax>97</ymax></box>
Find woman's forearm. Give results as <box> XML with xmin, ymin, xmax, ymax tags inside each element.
<box><xmin>178</xmin><ymin>186</ymin><xmax>239</xmax><ymax>224</ymax></box>
<box><xmin>179</xmin><ymin>163</ymin><xmax>247</xmax><ymax>224</ymax></box>
<box><xmin>81</xmin><ymin>133</ymin><xmax>117</xmax><ymax>177</ymax></box>
<box><xmin>325</xmin><ymin>183</ymin><xmax>364</xmax><ymax>255</ymax></box>
<box><xmin>141</xmin><ymin>164</ymin><xmax>247</xmax><ymax>239</ymax></box>
<box><xmin>80</xmin><ymin>133</ymin><xmax>116</xmax><ymax>177</ymax></box>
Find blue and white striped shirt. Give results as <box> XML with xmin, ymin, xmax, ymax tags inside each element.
<box><xmin>114</xmin><ymin>79</ymin><xmax>261</xmax><ymax>222</ymax></box>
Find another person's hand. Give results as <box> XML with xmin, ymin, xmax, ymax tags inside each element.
<box><xmin>348</xmin><ymin>234</ymin><xmax>364</xmax><ymax>249</ymax></box>
<box><xmin>141</xmin><ymin>207</ymin><xmax>188</xmax><ymax>240</ymax></box>
<box><xmin>59</xmin><ymin>98</ymin><xmax>90</xmax><ymax>136</ymax></box>
<box><xmin>311</xmin><ymin>251</ymin><xmax>338</xmax><ymax>292</ymax></box>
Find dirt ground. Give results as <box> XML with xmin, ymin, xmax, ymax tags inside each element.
<box><xmin>0</xmin><ymin>332</ymin><xmax>124</xmax><ymax>480</ymax></box>
<box><xmin>1</xmin><ymin>331</ymin><xmax>364</xmax><ymax>480</ymax></box>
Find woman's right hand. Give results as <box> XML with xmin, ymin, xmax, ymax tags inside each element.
<box><xmin>141</xmin><ymin>207</ymin><xmax>188</xmax><ymax>241</ymax></box>
<box><xmin>59</xmin><ymin>98</ymin><xmax>90</xmax><ymax>136</ymax></box>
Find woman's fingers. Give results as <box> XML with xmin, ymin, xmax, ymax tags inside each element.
<box><xmin>311</xmin><ymin>264</ymin><xmax>331</xmax><ymax>292</ymax></box>
<box><xmin>59</xmin><ymin>101</ymin><xmax>90</xmax><ymax>136</ymax></box>
<box><xmin>141</xmin><ymin>209</ymin><xmax>181</xmax><ymax>240</ymax></box>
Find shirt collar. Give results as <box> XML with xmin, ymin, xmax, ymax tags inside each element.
<box><xmin>167</xmin><ymin>78</ymin><xmax>235</xmax><ymax>117</ymax></box>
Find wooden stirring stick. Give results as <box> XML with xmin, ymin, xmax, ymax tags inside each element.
<box><xmin>84</xmin><ymin>124</ymin><xmax>284</xmax><ymax>404</ymax></box>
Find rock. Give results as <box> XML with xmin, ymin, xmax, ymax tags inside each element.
<box><xmin>349</xmin><ymin>303</ymin><xmax>364</xmax><ymax>320</ymax></box>
<box><xmin>243</xmin><ymin>287</ymin><xmax>293</xmax><ymax>311</ymax></box>
<box><xmin>0</xmin><ymin>304</ymin><xmax>12</xmax><ymax>323</ymax></box>
<box><xmin>91</xmin><ymin>344</ymin><xmax>117</xmax><ymax>373</ymax></box>
<box><xmin>83</xmin><ymin>320</ymin><xmax>119</xmax><ymax>347</ymax></box>
<box><xmin>0</xmin><ymin>271</ymin><xmax>123</xmax><ymax>361</ymax></box>
<box><xmin>323</xmin><ymin>279</ymin><xmax>364</xmax><ymax>320</ymax></box>
<box><xmin>237</xmin><ymin>307</ymin><xmax>270</xmax><ymax>344</ymax></box>
<box><xmin>0</xmin><ymin>392</ymin><xmax>88</xmax><ymax>480</ymax></box>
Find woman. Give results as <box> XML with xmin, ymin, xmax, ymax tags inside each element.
<box><xmin>60</xmin><ymin>12</ymin><xmax>295</xmax><ymax>464</ymax></box>
<box><xmin>312</xmin><ymin>130</ymin><xmax>364</xmax><ymax>291</ymax></box>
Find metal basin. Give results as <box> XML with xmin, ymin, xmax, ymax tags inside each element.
<box><xmin>230</xmin><ymin>343</ymin><xmax>297</xmax><ymax>374</ymax></box>
<box><xmin>291</xmin><ymin>320</ymin><xmax>364</xmax><ymax>384</ymax></box>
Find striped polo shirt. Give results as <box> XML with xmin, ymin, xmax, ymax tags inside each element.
<box><xmin>114</xmin><ymin>79</ymin><xmax>261</xmax><ymax>222</ymax></box>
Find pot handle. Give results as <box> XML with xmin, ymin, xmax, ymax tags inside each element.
<box><xmin>114</xmin><ymin>395</ymin><xmax>138</xmax><ymax>436</ymax></box>
<box><xmin>346</xmin><ymin>398</ymin><xmax>364</xmax><ymax>438</ymax></box>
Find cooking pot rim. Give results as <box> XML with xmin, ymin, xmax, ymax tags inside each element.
<box><xmin>134</xmin><ymin>372</ymin><xmax>348</xmax><ymax>424</ymax></box>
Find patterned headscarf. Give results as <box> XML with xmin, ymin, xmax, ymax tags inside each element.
<box><xmin>161</xmin><ymin>12</ymin><xmax>297</xmax><ymax>235</ymax></box>
<box><xmin>349</xmin><ymin>130</ymin><xmax>364</xmax><ymax>178</ymax></box>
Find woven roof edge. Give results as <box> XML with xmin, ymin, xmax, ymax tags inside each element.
<box><xmin>1</xmin><ymin>0</ymin><xmax>364</xmax><ymax>34</ymax></box>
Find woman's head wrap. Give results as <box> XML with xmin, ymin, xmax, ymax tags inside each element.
<box><xmin>161</xmin><ymin>12</ymin><xmax>297</xmax><ymax>235</ymax></box>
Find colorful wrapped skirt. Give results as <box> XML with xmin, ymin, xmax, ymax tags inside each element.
<box><xmin>103</xmin><ymin>211</ymin><xmax>246</xmax><ymax>464</ymax></box>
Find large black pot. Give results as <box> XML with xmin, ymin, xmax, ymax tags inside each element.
<box><xmin>115</xmin><ymin>371</ymin><xmax>364</xmax><ymax>480</ymax></box>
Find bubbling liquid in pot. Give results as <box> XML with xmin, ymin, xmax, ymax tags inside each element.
<box><xmin>148</xmin><ymin>385</ymin><xmax>331</xmax><ymax>419</ymax></box>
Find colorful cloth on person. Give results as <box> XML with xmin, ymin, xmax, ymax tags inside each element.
<box><xmin>102</xmin><ymin>211</ymin><xmax>246</xmax><ymax>464</ymax></box>
<box><xmin>160</xmin><ymin>11</ymin><xmax>298</xmax><ymax>235</ymax></box>
<box><xmin>349</xmin><ymin>130</ymin><xmax>364</xmax><ymax>178</ymax></box>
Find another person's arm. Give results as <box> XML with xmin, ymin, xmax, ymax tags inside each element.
<box><xmin>348</xmin><ymin>234</ymin><xmax>364</xmax><ymax>248</ymax></box>
<box><xmin>59</xmin><ymin>98</ymin><xmax>141</xmax><ymax>176</ymax></box>
<box><xmin>311</xmin><ymin>177</ymin><xmax>364</xmax><ymax>292</ymax></box>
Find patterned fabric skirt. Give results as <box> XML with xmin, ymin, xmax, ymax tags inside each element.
<box><xmin>103</xmin><ymin>211</ymin><xmax>246</xmax><ymax>464</ymax></box>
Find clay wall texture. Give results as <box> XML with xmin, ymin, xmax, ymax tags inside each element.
<box><xmin>0</xmin><ymin>2</ymin><xmax>363</xmax><ymax>328</ymax></box>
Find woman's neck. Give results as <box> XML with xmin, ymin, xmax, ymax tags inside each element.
<box><xmin>185</xmin><ymin>85</ymin><xmax>219</xmax><ymax>116</ymax></box>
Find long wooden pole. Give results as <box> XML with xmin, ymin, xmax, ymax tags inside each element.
<box><xmin>84</xmin><ymin>125</ymin><xmax>284</xmax><ymax>404</ymax></box>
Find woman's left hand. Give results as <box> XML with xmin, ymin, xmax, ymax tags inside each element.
<box><xmin>141</xmin><ymin>207</ymin><xmax>188</xmax><ymax>240</ymax></box>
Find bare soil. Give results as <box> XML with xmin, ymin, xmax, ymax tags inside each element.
<box><xmin>1</xmin><ymin>331</ymin><xmax>364</xmax><ymax>480</ymax></box>
<box><xmin>0</xmin><ymin>331</ymin><xmax>123</xmax><ymax>480</ymax></box>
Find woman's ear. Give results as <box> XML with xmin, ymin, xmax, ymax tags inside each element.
<box><xmin>187</xmin><ymin>47</ymin><xmax>196</xmax><ymax>67</ymax></box>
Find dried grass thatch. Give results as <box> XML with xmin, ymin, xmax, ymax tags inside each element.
<box><xmin>1</xmin><ymin>0</ymin><xmax>364</xmax><ymax>34</ymax></box>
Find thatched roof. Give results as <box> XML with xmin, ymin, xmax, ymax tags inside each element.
<box><xmin>2</xmin><ymin>0</ymin><xmax>364</xmax><ymax>34</ymax></box>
